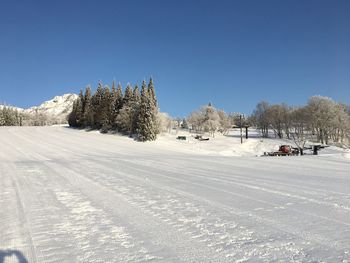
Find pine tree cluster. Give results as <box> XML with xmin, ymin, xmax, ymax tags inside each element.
<box><xmin>0</xmin><ymin>106</ymin><xmax>23</xmax><ymax>126</ymax></box>
<box><xmin>68</xmin><ymin>78</ymin><xmax>159</xmax><ymax>141</ymax></box>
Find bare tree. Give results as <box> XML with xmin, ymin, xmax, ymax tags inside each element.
<box><xmin>251</xmin><ymin>101</ymin><xmax>270</xmax><ymax>137</ymax></box>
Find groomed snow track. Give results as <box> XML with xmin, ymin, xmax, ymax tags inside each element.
<box><xmin>0</xmin><ymin>126</ymin><xmax>349</xmax><ymax>262</ymax></box>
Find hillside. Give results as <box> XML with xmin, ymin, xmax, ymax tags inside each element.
<box><xmin>0</xmin><ymin>93</ymin><xmax>78</xmax><ymax>124</ymax></box>
<box><xmin>24</xmin><ymin>94</ymin><xmax>78</xmax><ymax>117</ymax></box>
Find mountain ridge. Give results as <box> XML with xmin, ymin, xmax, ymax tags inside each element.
<box><xmin>1</xmin><ymin>93</ymin><xmax>78</xmax><ymax>124</ymax></box>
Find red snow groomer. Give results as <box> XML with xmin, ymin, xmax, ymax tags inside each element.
<box><xmin>264</xmin><ymin>145</ymin><xmax>300</xmax><ymax>156</ymax></box>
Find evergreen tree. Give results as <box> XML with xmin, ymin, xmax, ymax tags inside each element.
<box><xmin>83</xmin><ymin>86</ymin><xmax>94</xmax><ymax>127</ymax></box>
<box><xmin>67</xmin><ymin>77</ymin><xmax>159</xmax><ymax>141</ymax></box>
<box><xmin>115</xmin><ymin>83</ymin><xmax>123</xmax><ymax>111</ymax></box>
<box><xmin>133</xmin><ymin>85</ymin><xmax>141</xmax><ymax>103</ymax></box>
<box><xmin>68</xmin><ymin>100</ymin><xmax>78</xmax><ymax>127</ymax></box>
<box><xmin>75</xmin><ymin>90</ymin><xmax>84</xmax><ymax>127</ymax></box>
<box><xmin>137</xmin><ymin>80</ymin><xmax>158</xmax><ymax>141</ymax></box>
<box><xmin>147</xmin><ymin>78</ymin><xmax>160</xmax><ymax>134</ymax></box>
<box><xmin>115</xmin><ymin>84</ymin><xmax>134</xmax><ymax>135</ymax></box>
<box><xmin>123</xmin><ymin>84</ymin><xmax>133</xmax><ymax>105</ymax></box>
<box><xmin>148</xmin><ymin>77</ymin><xmax>158</xmax><ymax>108</ymax></box>
<box><xmin>0</xmin><ymin>108</ymin><xmax>5</xmax><ymax>126</ymax></box>
<box><xmin>92</xmin><ymin>81</ymin><xmax>104</xmax><ymax>129</ymax></box>
<box><xmin>109</xmin><ymin>81</ymin><xmax>118</xmax><ymax>128</ymax></box>
<box><xmin>100</xmin><ymin>86</ymin><xmax>111</xmax><ymax>133</ymax></box>
<box><xmin>131</xmin><ymin>85</ymin><xmax>141</xmax><ymax>134</ymax></box>
<box><xmin>113</xmin><ymin>83</ymin><xmax>123</xmax><ymax>130</ymax></box>
<box><xmin>115</xmin><ymin>104</ymin><xmax>133</xmax><ymax>135</ymax></box>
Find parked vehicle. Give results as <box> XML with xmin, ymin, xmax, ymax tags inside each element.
<box><xmin>263</xmin><ymin>144</ymin><xmax>329</xmax><ymax>156</ymax></box>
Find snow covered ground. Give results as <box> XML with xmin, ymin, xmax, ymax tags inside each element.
<box><xmin>156</xmin><ymin>129</ymin><xmax>349</xmax><ymax>157</ymax></box>
<box><xmin>0</xmin><ymin>126</ymin><xmax>349</xmax><ymax>262</ymax></box>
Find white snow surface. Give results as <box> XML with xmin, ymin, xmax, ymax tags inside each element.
<box><xmin>0</xmin><ymin>126</ymin><xmax>349</xmax><ymax>263</ymax></box>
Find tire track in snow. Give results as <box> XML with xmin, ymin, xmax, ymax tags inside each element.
<box><xmin>22</xmin><ymin>127</ymin><xmax>350</xmax><ymax>216</ymax></box>
<box><xmin>2</xmin><ymin>126</ymin><xmax>350</xmax><ymax>262</ymax></box>
<box><xmin>159</xmin><ymin>155</ymin><xmax>350</xmax><ymax>196</ymax></box>
<box><xmin>111</xmin><ymin>157</ymin><xmax>350</xmax><ymax>227</ymax></box>
<box><xmin>7</xmin><ymin>160</ymin><xmax>163</xmax><ymax>262</ymax></box>
<box><xmin>7</xmin><ymin>163</ymin><xmax>40</xmax><ymax>263</ymax></box>
<box><xmin>80</xmin><ymin>156</ymin><xmax>350</xmax><ymax>256</ymax></box>
<box><xmin>31</xmin><ymin>126</ymin><xmax>350</xmax><ymax>214</ymax></box>
<box><xmin>43</xmin><ymin>161</ymin><xmax>238</xmax><ymax>263</ymax></box>
<box><xmin>58</xmin><ymin>159</ymin><xmax>341</xmax><ymax>262</ymax></box>
<box><xmin>3</xmin><ymin>130</ymin><xmax>148</xmax><ymax>262</ymax></box>
<box><xmin>0</xmin><ymin>164</ymin><xmax>35</xmax><ymax>262</ymax></box>
<box><xmin>128</xmin><ymin>157</ymin><xmax>350</xmax><ymax>214</ymax></box>
<box><xmin>17</xmin><ymin>127</ymin><xmax>350</xmax><ymax>219</ymax></box>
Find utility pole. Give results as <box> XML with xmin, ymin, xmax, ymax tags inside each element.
<box><xmin>240</xmin><ymin>114</ymin><xmax>243</xmax><ymax>144</ymax></box>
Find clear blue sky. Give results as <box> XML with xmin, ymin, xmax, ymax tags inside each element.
<box><xmin>0</xmin><ymin>0</ymin><xmax>349</xmax><ymax>116</ymax></box>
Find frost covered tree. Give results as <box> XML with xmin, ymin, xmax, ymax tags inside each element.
<box><xmin>137</xmin><ymin>80</ymin><xmax>159</xmax><ymax>141</ymax></box>
<box><xmin>68</xmin><ymin>100</ymin><xmax>78</xmax><ymax>127</ymax></box>
<box><xmin>115</xmin><ymin>84</ymin><xmax>139</xmax><ymax>135</ymax></box>
<box><xmin>203</xmin><ymin>103</ymin><xmax>220</xmax><ymax>137</ymax></box>
<box><xmin>306</xmin><ymin>96</ymin><xmax>348</xmax><ymax>144</ymax></box>
<box><xmin>112</xmin><ymin>83</ymin><xmax>124</xmax><ymax>129</ymax></box>
<box><xmin>217</xmin><ymin>110</ymin><xmax>231</xmax><ymax>135</ymax></box>
<box><xmin>0</xmin><ymin>106</ymin><xmax>23</xmax><ymax>126</ymax></box>
<box><xmin>187</xmin><ymin>103</ymin><xmax>221</xmax><ymax>137</ymax></box>
<box><xmin>68</xmin><ymin>77</ymin><xmax>160</xmax><ymax>141</ymax></box>
<box><xmin>123</xmin><ymin>84</ymin><xmax>133</xmax><ymax>106</ymax></box>
<box><xmin>116</xmin><ymin>84</ymin><xmax>134</xmax><ymax>135</ymax></box>
<box><xmin>131</xmin><ymin>85</ymin><xmax>141</xmax><ymax>134</ymax></box>
<box><xmin>158</xmin><ymin>112</ymin><xmax>173</xmax><ymax>133</ymax></box>
<box><xmin>92</xmin><ymin>81</ymin><xmax>104</xmax><ymax>129</ymax></box>
<box><xmin>0</xmin><ymin>109</ymin><xmax>5</xmax><ymax>126</ymax></box>
<box><xmin>115</xmin><ymin>107</ymin><xmax>131</xmax><ymax>134</ymax></box>
<box><xmin>109</xmin><ymin>81</ymin><xmax>118</xmax><ymax>129</ymax></box>
<box><xmin>75</xmin><ymin>90</ymin><xmax>84</xmax><ymax>127</ymax></box>
<box><xmin>187</xmin><ymin>111</ymin><xmax>205</xmax><ymax>132</ymax></box>
<box><xmin>148</xmin><ymin>77</ymin><xmax>158</xmax><ymax>108</ymax></box>
<box><xmin>83</xmin><ymin>86</ymin><xmax>94</xmax><ymax>127</ymax></box>
<box><xmin>100</xmin><ymin>86</ymin><xmax>112</xmax><ymax>133</ymax></box>
<box><xmin>115</xmin><ymin>83</ymin><xmax>123</xmax><ymax>112</ymax></box>
<box><xmin>248</xmin><ymin>96</ymin><xmax>350</xmax><ymax>144</ymax></box>
<box><xmin>148</xmin><ymin>78</ymin><xmax>160</xmax><ymax>132</ymax></box>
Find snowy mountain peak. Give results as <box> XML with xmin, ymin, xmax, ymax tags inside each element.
<box><xmin>25</xmin><ymin>93</ymin><xmax>78</xmax><ymax>116</ymax></box>
<box><xmin>1</xmin><ymin>93</ymin><xmax>78</xmax><ymax>125</ymax></box>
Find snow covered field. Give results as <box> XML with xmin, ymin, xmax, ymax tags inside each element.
<box><xmin>0</xmin><ymin>126</ymin><xmax>349</xmax><ymax>262</ymax></box>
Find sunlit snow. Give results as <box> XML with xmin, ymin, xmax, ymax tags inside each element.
<box><xmin>0</xmin><ymin>126</ymin><xmax>349</xmax><ymax>262</ymax></box>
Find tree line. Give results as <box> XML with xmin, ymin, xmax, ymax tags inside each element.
<box><xmin>183</xmin><ymin>95</ymin><xmax>350</xmax><ymax>146</ymax></box>
<box><xmin>0</xmin><ymin>106</ymin><xmax>23</xmax><ymax>126</ymax></box>
<box><xmin>186</xmin><ymin>103</ymin><xmax>241</xmax><ymax>137</ymax></box>
<box><xmin>250</xmin><ymin>96</ymin><xmax>350</xmax><ymax>145</ymax></box>
<box><xmin>2</xmin><ymin>85</ymin><xmax>349</xmax><ymax>146</ymax></box>
<box><xmin>0</xmin><ymin>106</ymin><xmax>63</xmax><ymax>126</ymax></box>
<box><xmin>68</xmin><ymin>78</ymin><xmax>159</xmax><ymax>141</ymax></box>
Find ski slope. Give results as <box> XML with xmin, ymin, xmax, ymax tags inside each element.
<box><xmin>0</xmin><ymin>126</ymin><xmax>349</xmax><ymax>262</ymax></box>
